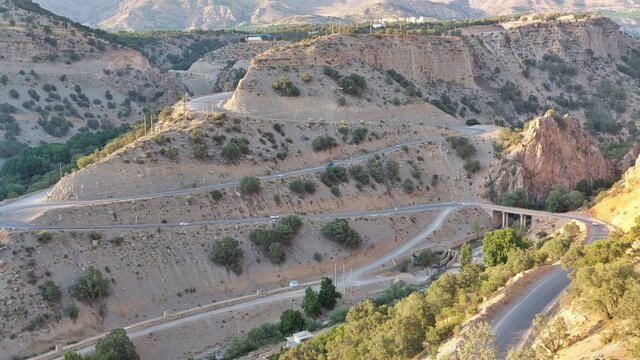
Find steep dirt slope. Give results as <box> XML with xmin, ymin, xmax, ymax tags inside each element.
<box><xmin>485</xmin><ymin>111</ymin><xmax>616</xmax><ymax>202</ymax></box>
<box><xmin>592</xmin><ymin>154</ymin><xmax>640</xmax><ymax>231</ymax></box>
<box><xmin>46</xmin><ymin>99</ymin><xmax>466</xmax><ymax>201</ymax></box>
<box><xmin>0</xmin><ymin>0</ymin><xmax>184</xmax><ymax>145</ymax></box>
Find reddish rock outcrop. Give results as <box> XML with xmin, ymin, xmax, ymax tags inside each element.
<box><xmin>485</xmin><ymin>111</ymin><xmax>616</xmax><ymax>202</ymax></box>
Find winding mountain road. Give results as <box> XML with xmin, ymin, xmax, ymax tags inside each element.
<box><xmin>11</xmin><ymin>93</ymin><xmax>611</xmax><ymax>360</ymax></box>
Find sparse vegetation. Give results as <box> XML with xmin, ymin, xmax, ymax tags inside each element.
<box><xmin>239</xmin><ymin>176</ymin><xmax>261</xmax><ymax>195</ymax></box>
<box><xmin>221</xmin><ymin>137</ymin><xmax>250</xmax><ymax>161</ymax></box>
<box><xmin>40</xmin><ymin>280</ymin><xmax>61</xmax><ymax>302</ymax></box>
<box><xmin>272</xmin><ymin>76</ymin><xmax>300</xmax><ymax>96</ymax></box>
<box><xmin>311</xmin><ymin>135</ymin><xmax>337</xmax><ymax>151</ymax></box>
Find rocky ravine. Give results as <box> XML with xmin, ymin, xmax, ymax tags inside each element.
<box><xmin>485</xmin><ymin>111</ymin><xmax>616</xmax><ymax>202</ymax></box>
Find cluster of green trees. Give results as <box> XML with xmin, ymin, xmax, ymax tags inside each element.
<box><xmin>446</xmin><ymin>136</ymin><xmax>480</xmax><ymax>175</ymax></box>
<box><xmin>279</xmin><ymin>224</ymin><xmax>582</xmax><ymax>359</ymax></box>
<box><xmin>302</xmin><ymin>277</ymin><xmax>342</xmax><ymax>317</ymax></box>
<box><xmin>321</xmin><ymin>219</ymin><xmax>361</xmax><ymax>248</ymax></box>
<box><xmin>288</xmin><ymin>179</ymin><xmax>316</xmax><ymax>197</ymax></box>
<box><xmin>311</xmin><ymin>135</ymin><xmax>337</xmax><ymax>151</ymax></box>
<box><xmin>250</xmin><ymin>216</ymin><xmax>303</xmax><ymax>264</ymax></box>
<box><xmin>498</xmin><ymin>81</ymin><xmax>540</xmax><ymax>115</ymax></box>
<box><xmin>510</xmin><ymin>218</ymin><xmax>640</xmax><ymax>359</ymax></box>
<box><xmin>430</xmin><ymin>93</ymin><xmax>458</xmax><ymax>117</ymax></box>
<box><xmin>63</xmin><ymin>328</ymin><xmax>139</xmax><ymax>360</ymax></box>
<box><xmin>221</xmin><ymin>137</ymin><xmax>250</xmax><ymax>161</ymax></box>
<box><xmin>0</xmin><ymin>125</ymin><xmax>129</xmax><ymax>200</ymax></box>
<box><xmin>224</xmin><ymin>278</ymin><xmax>341</xmax><ymax>359</ymax></box>
<box><xmin>321</xmin><ymin>67</ymin><xmax>367</xmax><ymax>96</ymax></box>
<box><xmin>501</xmin><ymin>179</ymin><xmax>613</xmax><ymax>213</ymax></box>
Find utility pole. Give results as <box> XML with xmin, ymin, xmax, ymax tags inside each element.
<box><xmin>342</xmin><ymin>263</ymin><xmax>346</xmax><ymax>293</ymax></box>
<box><xmin>150</xmin><ymin>114</ymin><xmax>154</xmax><ymax>131</ymax></box>
<box><xmin>143</xmin><ymin>115</ymin><xmax>147</xmax><ymax>135</ymax></box>
<box><xmin>59</xmin><ymin>163</ymin><xmax>62</xmax><ymax>180</ymax></box>
<box><xmin>334</xmin><ymin>263</ymin><xmax>337</xmax><ymax>283</ymax></box>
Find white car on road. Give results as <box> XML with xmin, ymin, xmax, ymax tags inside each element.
<box><xmin>179</xmin><ymin>222</ymin><xmax>189</xmax><ymax>226</ymax></box>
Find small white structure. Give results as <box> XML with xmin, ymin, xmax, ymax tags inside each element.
<box><xmin>286</xmin><ymin>331</ymin><xmax>314</xmax><ymax>348</ymax></box>
<box><xmin>372</xmin><ymin>22</ymin><xmax>386</xmax><ymax>29</ymax></box>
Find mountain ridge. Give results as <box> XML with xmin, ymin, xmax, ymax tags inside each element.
<box><xmin>34</xmin><ymin>0</ymin><xmax>640</xmax><ymax>31</ymax></box>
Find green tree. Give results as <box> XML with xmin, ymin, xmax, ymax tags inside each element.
<box><xmin>210</xmin><ymin>237</ymin><xmax>244</xmax><ymax>275</ymax></box>
<box><xmin>456</xmin><ymin>322</ymin><xmax>497</xmax><ymax>360</ymax></box>
<box><xmin>617</xmin><ymin>283</ymin><xmax>640</xmax><ymax>334</ymax></box>
<box><xmin>279</xmin><ymin>309</ymin><xmax>305</xmax><ymax>336</ymax></box>
<box><xmin>571</xmin><ymin>261</ymin><xmax>637</xmax><ymax>319</ymax></box>
<box><xmin>239</xmin><ymin>176</ymin><xmax>261</xmax><ymax>195</ymax></box>
<box><xmin>460</xmin><ymin>243</ymin><xmax>472</xmax><ymax>268</ymax></box>
<box><xmin>70</xmin><ymin>266</ymin><xmax>110</xmax><ymax>301</ymax></box>
<box><xmin>482</xmin><ymin>228</ymin><xmax>526</xmax><ymax>267</ymax></box>
<box><xmin>321</xmin><ymin>219</ymin><xmax>361</xmax><ymax>248</ymax></box>
<box><xmin>95</xmin><ymin>328</ymin><xmax>140</xmax><ymax>360</ymax></box>
<box><xmin>303</xmin><ymin>287</ymin><xmax>322</xmax><ymax>317</ymax></box>
<box><xmin>318</xmin><ymin>277</ymin><xmax>342</xmax><ymax>310</ymax></box>
<box><xmin>501</xmin><ymin>188</ymin><xmax>527</xmax><ymax>208</ymax></box>
<box><xmin>386</xmin><ymin>160</ymin><xmax>400</xmax><ymax>179</ymax></box>
<box><xmin>268</xmin><ymin>242</ymin><xmax>285</xmax><ymax>264</ymax></box>
<box><xmin>40</xmin><ymin>279</ymin><xmax>61</xmax><ymax>302</ymax></box>
<box><xmin>532</xmin><ymin>315</ymin><xmax>568</xmax><ymax>357</ymax></box>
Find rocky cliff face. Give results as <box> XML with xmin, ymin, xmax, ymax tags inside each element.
<box><xmin>226</xmin><ymin>17</ymin><xmax>631</xmax><ymax>124</ymax></box>
<box><xmin>485</xmin><ymin>111</ymin><xmax>616</xmax><ymax>202</ymax></box>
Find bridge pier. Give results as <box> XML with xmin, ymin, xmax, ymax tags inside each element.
<box><xmin>492</xmin><ymin>210</ymin><xmax>533</xmax><ymax>229</ymax></box>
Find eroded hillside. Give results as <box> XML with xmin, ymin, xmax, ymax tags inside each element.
<box><xmin>228</xmin><ymin>16</ymin><xmax>639</xmax><ymax>153</ymax></box>
<box><xmin>0</xmin><ymin>0</ymin><xmax>184</xmax><ymax>145</ymax></box>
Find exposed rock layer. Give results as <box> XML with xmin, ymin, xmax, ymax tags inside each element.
<box><xmin>486</xmin><ymin>112</ymin><xmax>617</xmax><ymax>202</ymax></box>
